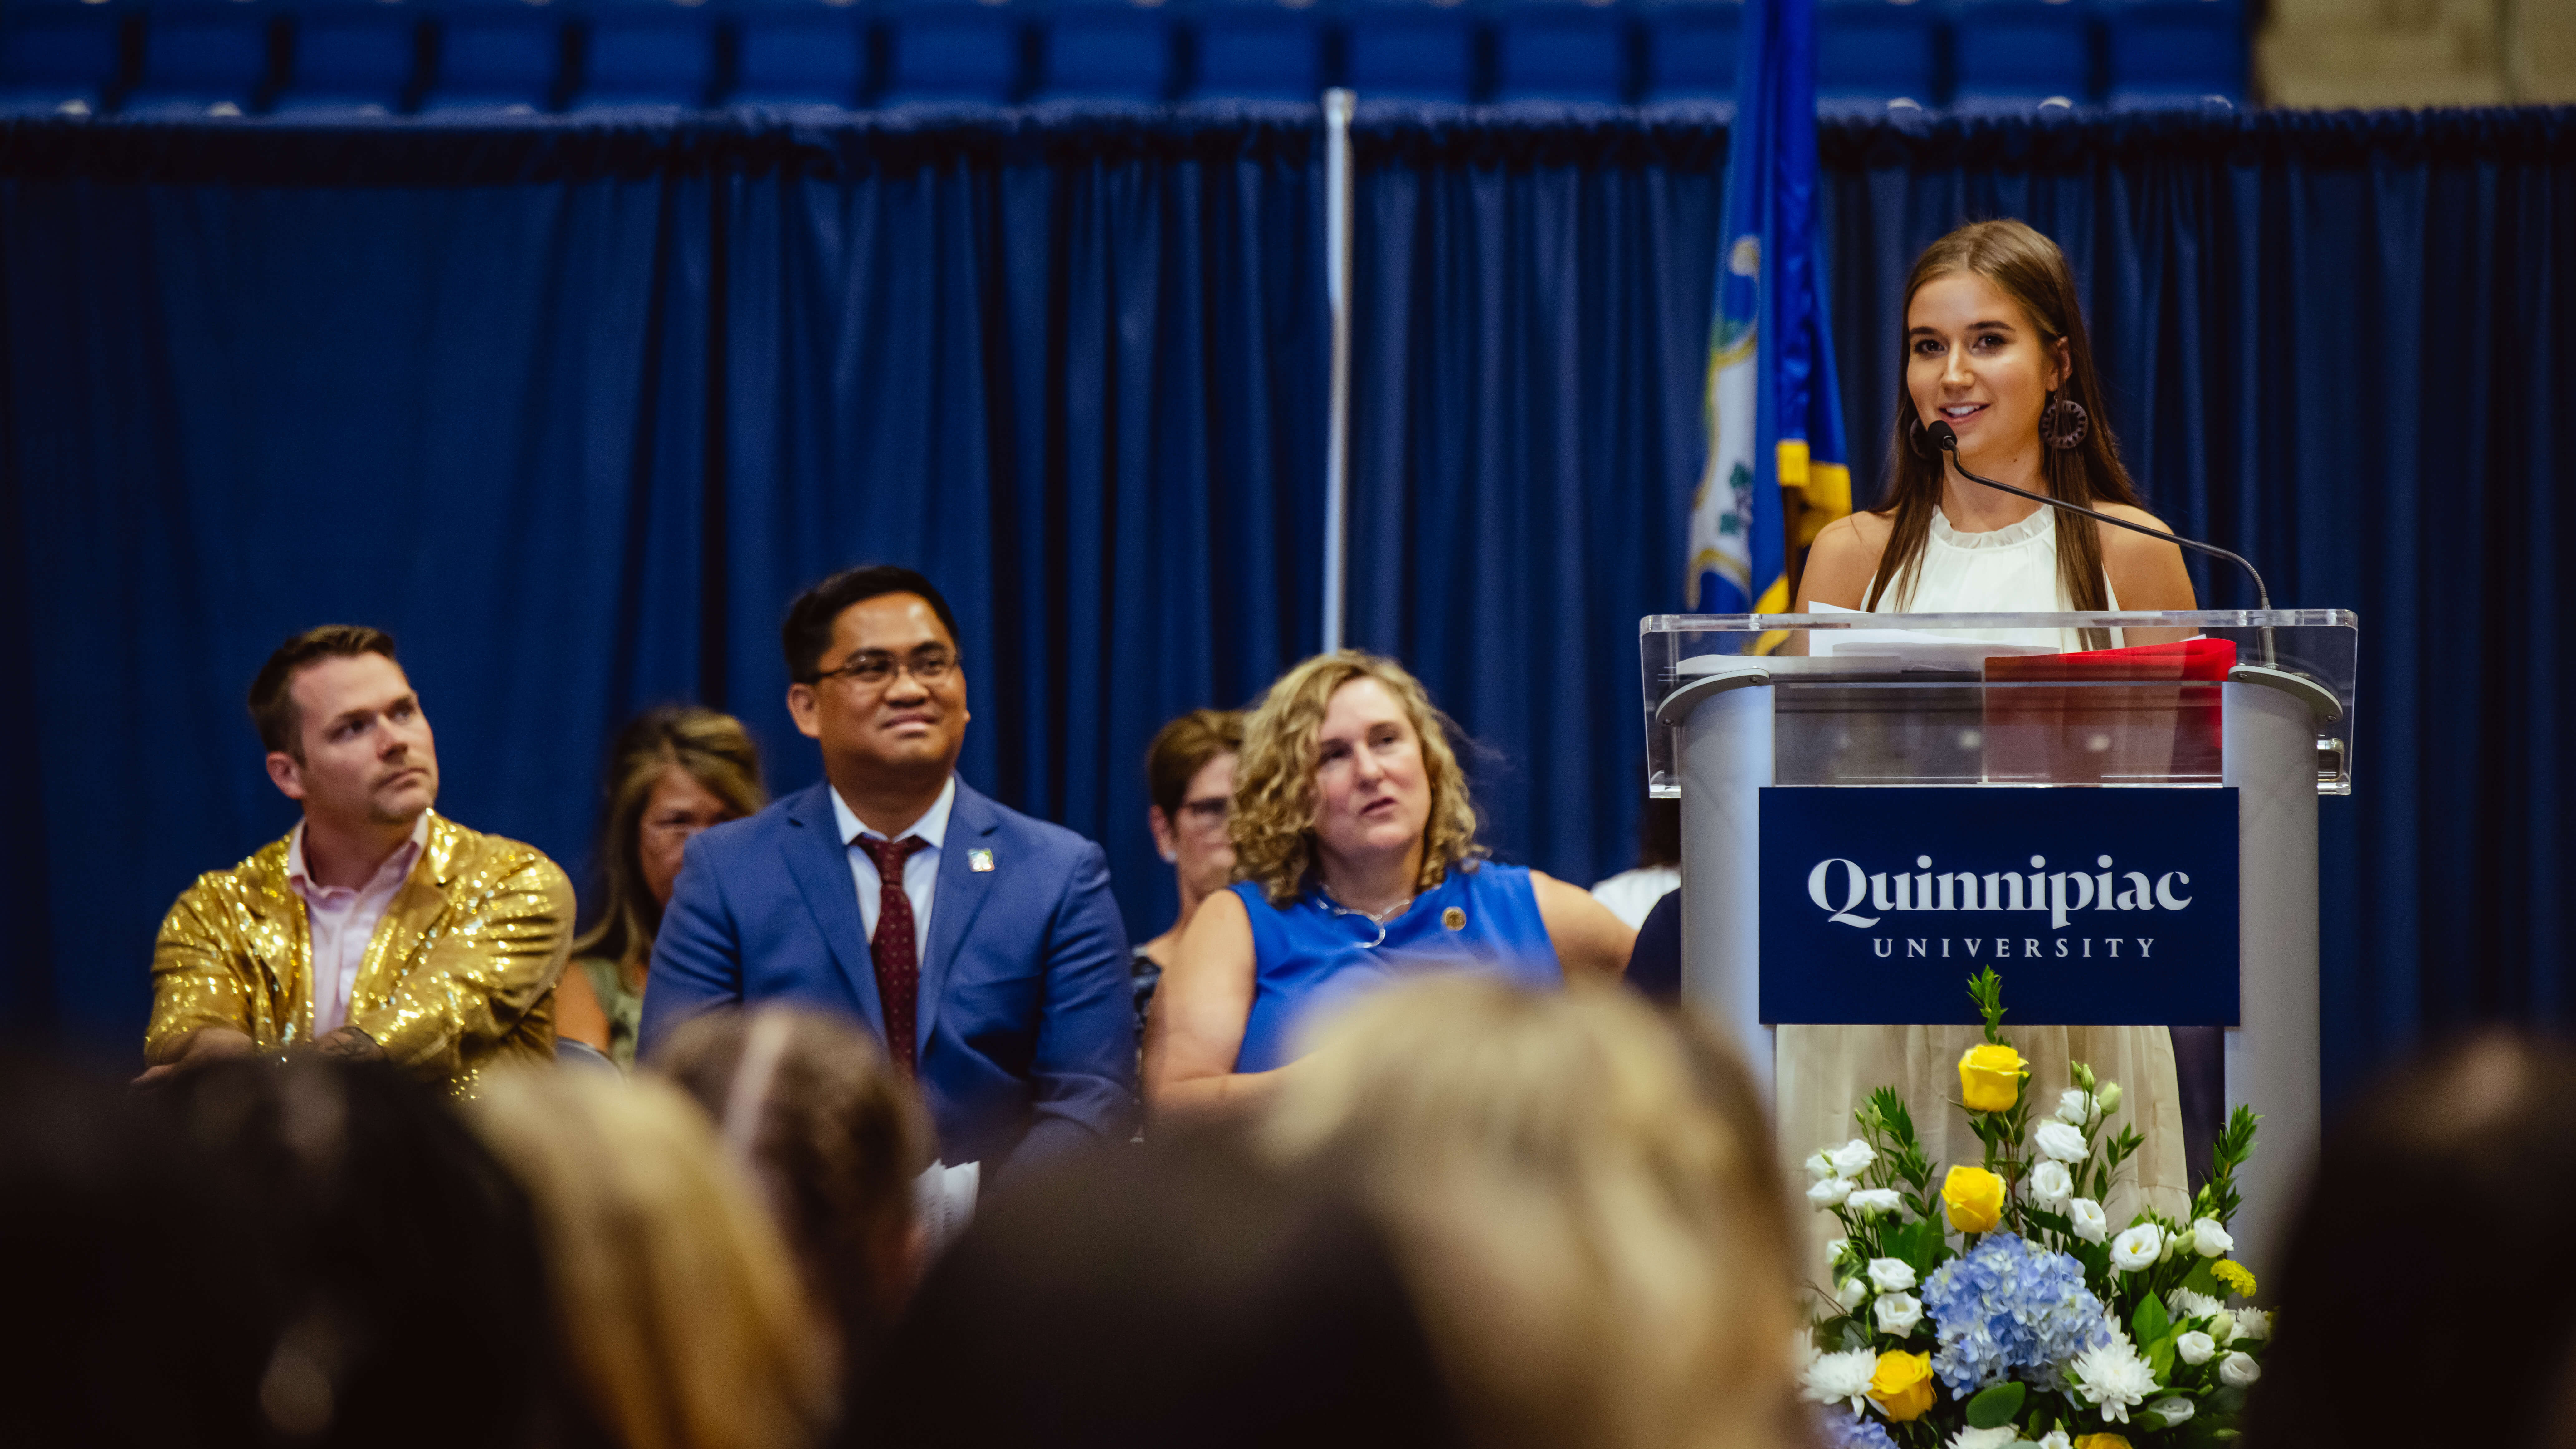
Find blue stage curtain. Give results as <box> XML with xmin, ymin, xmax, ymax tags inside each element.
<box><xmin>3</xmin><ymin>106</ymin><xmax>2570</xmax><ymax>1105</ymax></box>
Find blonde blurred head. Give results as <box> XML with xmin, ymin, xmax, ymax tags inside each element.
<box><xmin>1230</xmin><ymin>651</ymin><xmax>1479</xmax><ymax>906</ymax></box>
<box><xmin>1261</xmin><ymin>978</ymin><xmax>1803</xmax><ymax>1449</ymax></box>
<box><xmin>467</xmin><ymin>1070</ymin><xmax>833</xmax><ymax>1449</ymax></box>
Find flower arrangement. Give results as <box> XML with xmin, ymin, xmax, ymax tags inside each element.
<box><xmin>1798</xmin><ymin>970</ymin><xmax>2268</xmax><ymax>1449</ymax></box>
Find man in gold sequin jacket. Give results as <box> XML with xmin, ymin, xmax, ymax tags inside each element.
<box><xmin>141</xmin><ymin>627</ymin><xmax>573</xmax><ymax>1092</ymax></box>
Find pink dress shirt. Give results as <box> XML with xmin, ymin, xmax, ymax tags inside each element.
<box><xmin>286</xmin><ymin>813</ymin><xmax>430</xmax><ymax>1038</ymax></box>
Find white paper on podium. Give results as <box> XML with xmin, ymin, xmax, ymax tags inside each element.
<box><xmin>913</xmin><ymin>1159</ymin><xmax>981</xmax><ymax>1258</ymax></box>
<box><xmin>1676</xmin><ymin>603</ymin><xmax>2061</xmax><ymax>678</ymax></box>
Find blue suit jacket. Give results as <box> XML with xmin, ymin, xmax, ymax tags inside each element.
<box><xmin>638</xmin><ymin>778</ymin><xmax>1138</xmax><ymax>1176</ymax></box>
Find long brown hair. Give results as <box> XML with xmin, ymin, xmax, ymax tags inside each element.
<box><xmin>572</xmin><ymin>706</ymin><xmax>768</xmax><ymax>966</ymax></box>
<box><xmin>1866</xmin><ymin>219</ymin><xmax>2146</xmax><ymax>624</ymax></box>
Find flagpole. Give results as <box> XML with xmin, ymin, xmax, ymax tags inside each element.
<box><xmin>1321</xmin><ymin>87</ymin><xmax>1355</xmax><ymax>655</ymax></box>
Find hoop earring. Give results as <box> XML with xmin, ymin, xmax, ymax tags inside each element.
<box><xmin>2042</xmin><ymin>392</ymin><xmax>2090</xmax><ymax>451</ymax></box>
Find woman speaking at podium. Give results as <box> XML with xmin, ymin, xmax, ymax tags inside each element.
<box><xmin>1787</xmin><ymin>218</ymin><xmax>2198</xmax><ymax>1223</ymax></box>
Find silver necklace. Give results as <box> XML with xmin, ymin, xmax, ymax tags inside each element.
<box><xmin>1315</xmin><ymin>887</ymin><xmax>1416</xmax><ymax>949</ymax></box>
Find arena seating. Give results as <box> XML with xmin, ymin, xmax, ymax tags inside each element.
<box><xmin>0</xmin><ymin>0</ymin><xmax>2246</xmax><ymax>116</ymax></box>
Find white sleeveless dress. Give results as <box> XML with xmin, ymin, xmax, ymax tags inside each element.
<box><xmin>1778</xmin><ymin>505</ymin><xmax>2189</xmax><ymax>1264</ymax></box>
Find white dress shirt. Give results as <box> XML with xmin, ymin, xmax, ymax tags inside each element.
<box><xmin>831</xmin><ymin>775</ymin><xmax>957</xmax><ymax>949</ymax></box>
<box><xmin>286</xmin><ymin>812</ymin><xmax>431</xmax><ymax>1037</ymax></box>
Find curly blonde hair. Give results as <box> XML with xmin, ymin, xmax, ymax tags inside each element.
<box><xmin>1231</xmin><ymin>651</ymin><xmax>1480</xmax><ymax>906</ymax></box>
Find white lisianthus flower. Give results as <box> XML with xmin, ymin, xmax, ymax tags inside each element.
<box><xmin>2098</xmin><ymin>1081</ymin><xmax>2124</xmax><ymax>1114</ymax></box>
<box><xmin>2150</xmin><ymin>1397</ymin><xmax>2197</xmax><ymax>1426</ymax></box>
<box><xmin>2027</xmin><ymin>1159</ymin><xmax>2074</xmax><ymax>1208</ymax></box>
<box><xmin>2229</xmin><ymin>1307</ymin><xmax>2272</xmax><ymax>1343</ymax></box>
<box><xmin>2174</xmin><ymin>1330</ymin><xmax>2217</xmax><ymax>1365</ymax></box>
<box><xmin>2032</xmin><ymin>1120</ymin><xmax>2090</xmax><ymax>1162</ymax></box>
<box><xmin>2070</xmin><ymin>1337</ymin><xmax>2160</xmax><ymax>1423</ymax></box>
<box><xmin>1875</xmin><ymin>1291</ymin><xmax>1924</xmax><ymax>1335</ymax></box>
<box><xmin>1950</xmin><ymin>1427</ymin><xmax>2018</xmax><ymax>1449</ymax></box>
<box><xmin>2211</xmin><ymin>1312</ymin><xmax>2239</xmax><ymax>1345</ymax></box>
<box><xmin>1800</xmin><ymin>1346</ymin><xmax>1880</xmax><ymax>1415</ymax></box>
<box><xmin>2056</xmin><ymin>1088</ymin><xmax>2098</xmax><ymax>1126</ymax></box>
<box><xmin>2035</xmin><ymin>1433</ymin><xmax>2072</xmax><ymax>1449</ymax></box>
<box><xmin>1808</xmin><ymin>1176</ymin><xmax>1854</xmax><ymax>1207</ymax></box>
<box><xmin>1867</xmin><ymin>1257</ymin><xmax>1918</xmax><ymax>1293</ymax></box>
<box><xmin>2220</xmin><ymin>1351</ymin><xmax>2263</xmax><ymax>1387</ymax></box>
<box><xmin>1847</xmin><ymin>1188</ymin><xmax>1905</xmax><ymax>1218</ymax></box>
<box><xmin>2191</xmin><ymin>1217</ymin><xmax>2236</xmax><ymax>1257</ymax></box>
<box><xmin>1826</xmin><ymin>1238</ymin><xmax>1854</xmax><ymax>1270</ymax></box>
<box><xmin>2110</xmin><ymin>1223</ymin><xmax>2165</xmax><ymax>1271</ymax></box>
<box><xmin>2168</xmin><ymin>1287</ymin><xmax>2224</xmax><ymax>1323</ymax></box>
<box><xmin>2068</xmin><ymin>1198</ymin><xmax>2110</xmax><ymax>1244</ymax></box>
<box><xmin>1837</xmin><ymin>1277</ymin><xmax>1870</xmax><ymax>1309</ymax></box>
<box><xmin>1827</xmin><ymin>1139</ymin><xmax>1877</xmax><ymax>1177</ymax></box>
<box><xmin>1805</xmin><ymin>1149</ymin><xmax>1838</xmax><ymax>1180</ymax></box>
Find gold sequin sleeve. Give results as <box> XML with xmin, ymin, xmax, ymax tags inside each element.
<box><xmin>145</xmin><ymin>874</ymin><xmax>268</xmax><ymax>1063</ymax></box>
<box><xmin>353</xmin><ymin>850</ymin><xmax>574</xmax><ymax>1079</ymax></box>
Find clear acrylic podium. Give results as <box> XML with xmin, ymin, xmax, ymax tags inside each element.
<box><xmin>1641</xmin><ymin>610</ymin><xmax>2357</xmax><ymax>1271</ymax></box>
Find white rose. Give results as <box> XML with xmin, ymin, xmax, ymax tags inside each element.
<box><xmin>2032</xmin><ymin>1120</ymin><xmax>2090</xmax><ymax>1162</ymax></box>
<box><xmin>1808</xmin><ymin>1176</ymin><xmax>1854</xmax><ymax>1207</ymax></box>
<box><xmin>2174</xmin><ymin>1330</ymin><xmax>2216</xmax><ymax>1365</ymax></box>
<box><xmin>2220</xmin><ymin>1351</ymin><xmax>2262</xmax><ymax>1387</ymax></box>
<box><xmin>1848</xmin><ymin>1188</ymin><xmax>1905</xmax><ymax>1217</ymax></box>
<box><xmin>1875</xmin><ymin>1291</ymin><xmax>1924</xmax><ymax>1335</ymax></box>
<box><xmin>2150</xmin><ymin>1397</ymin><xmax>2196</xmax><ymax>1426</ymax></box>
<box><xmin>2027</xmin><ymin>1159</ymin><xmax>2074</xmax><ymax>1208</ymax></box>
<box><xmin>2191</xmin><ymin>1217</ymin><xmax>2236</xmax><ymax>1257</ymax></box>
<box><xmin>2056</xmin><ymin>1087</ymin><xmax>2098</xmax><ymax>1126</ymax></box>
<box><xmin>1867</xmin><ymin>1257</ymin><xmax>1918</xmax><ymax>1293</ymax></box>
<box><xmin>2036</xmin><ymin>1433</ymin><xmax>2072</xmax><ymax>1449</ymax></box>
<box><xmin>1805</xmin><ymin>1149</ymin><xmax>1838</xmax><ymax>1180</ymax></box>
<box><xmin>2167</xmin><ymin>1287</ymin><xmax>2224</xmax><ymax>1323</ymax></box>
<box><xmin>2098</xmin><ymin>1082</ymin><xmax>2125</xmax><ymax>1114</ymax></box>
<box><xmin>2068</xmin><ymin>1198</ymin><xmax>2110</xmax><ymax>1244</ymax></box>
<box><xmin>1950</xmin><ymin>1428</ymin><xmax>2018</xmax><ymax>1449</ymax></box>
<box><xmin>1827</xmin><ymin>1138</ymin><xmax>1877</xmax><ymax>1176</ymax></box>
<box><xmin>2229</xmin><ymin>1308</ymin><xmax>2272</xmax><ymax>1343</ymax></box>
<box><xmin>2110</xmin><ymin>1223</ymin><xmax>2164</xmax><ymax>1271</ymax></box>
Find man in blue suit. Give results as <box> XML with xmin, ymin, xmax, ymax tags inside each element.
<box><xmin>640</xmin><ymin>565</ymin><xmax>1137</xmax><ymax>1176</ymax></box>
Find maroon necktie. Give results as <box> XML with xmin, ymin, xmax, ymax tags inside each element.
<box><xmin>856</xmin><ymin>835</ymin><xmax>932</xmax><ymax>1076</ymax></box>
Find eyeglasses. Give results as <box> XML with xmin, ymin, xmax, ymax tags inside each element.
<box><xmin>809</xmin><ymin>647</ymin><xmax>959</xmax><ymax>690</ymax></box>
<box><xmin>1178</xmin><ymin>797</ymin><xmax>1231</xmax><ymax>826</ymax></box>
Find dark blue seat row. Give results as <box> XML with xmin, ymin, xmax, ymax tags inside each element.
<box><xmin>0</xmin><ymin>0</ymin><xmax>2244</xmax><ymax>117</ymax></box>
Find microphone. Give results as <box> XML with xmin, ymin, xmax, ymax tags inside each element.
<box><xmin>1925</xmin><ymin>418</ymin><xmax>2276</xmax><ymax>665</ymax></box>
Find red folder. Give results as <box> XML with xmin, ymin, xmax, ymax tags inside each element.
<box><xmin>1980</xmin><ymin>637</ymin><xmax>2237</xmax><ymax>783</ymax></box>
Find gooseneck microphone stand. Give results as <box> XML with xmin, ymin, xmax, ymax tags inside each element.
<box><xmin>1927</xmin><ymin>419</ymin><xmax>2277</xmax><ymax>667</ymax></box>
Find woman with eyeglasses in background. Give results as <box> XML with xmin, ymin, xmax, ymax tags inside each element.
<box><xmin>1131</xmin><ymin>709</ymin><xmax>1245</xmax><ymax>1042</ymax></box>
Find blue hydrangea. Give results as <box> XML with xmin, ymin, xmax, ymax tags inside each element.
<box><xmin>1919</xmin><ymin>1231</ymin><xmax>2112</xmax><ymax>1396</ymax></box>
<box><xmin>1813</xmin><ymin>1407</ymin><xmax>1899</xmax><ymax>1449</ymax></box>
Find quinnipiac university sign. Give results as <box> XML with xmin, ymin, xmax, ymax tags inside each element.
<box><xmin>1756</xmin><ymin>787</ymin><xmax>2239</xmax><ymax>1026</ymax></box>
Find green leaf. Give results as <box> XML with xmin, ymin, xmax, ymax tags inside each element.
<box><xmin>1965</xmin><ymin>1381</ymin><xmax>2027</xmax><ymax>1429</ymax></box>
<box><xmin>2180</xmin><ymin>1258</ymin><xmax>2220</xmax><ymax>1299</ymax></box>
<box><xmin>2133</xmin><ymin>1294</ymin><xmax>2172</xmax><ymax>1346</ymax></box>
<box><xmin>2148</xmin><ymin>1335</ymin><xmax>2177</xmax><ymax>1383</ymax></box>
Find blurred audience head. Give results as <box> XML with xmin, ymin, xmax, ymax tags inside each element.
<box><xmin>469</xmin><ymin>1069</ymin><xmax>834</xmax><ymax>1449</ymax></box>
<box><xmin>163</xmin><ymin>1055</ymin><xmax>571</xmax><ymax>1449</ymax></box>
<box><xmin>782</xmin><ymin>565</ymin><xmax>970</xmax><ymax>794</ymax></box>
<box><xmin>0</xmin><ymin>1053</ymin><xmax>278</xmax><ymax>1447</ymax></box>
<box><xmin>653</xmin><ymin>1006</ymin><xmax>935</xmax><ymax>1378</ymax></box>
<box><xmin>1145</xmin><ymin>707</ymin><xmax>1243</xmax><ymax>907</ymax></box>
<box><xmin>2245</xmin><ymin>1030</ymin><xmax>2576</xmax><ymax>1449</ymax></box>
<box><xmin>875</xmin><ymin>1135</ymin><xmax>1463</xmax><ymax>1449</ymax></box>
<box><xmin>1261</xmin><ymin>977</ymin><xmax>1803</xmax><ymax>1449</ymax></box>
<box><xmin>1231</xmin><ymin>651</ymin><xmax>1477</xmax><ymax>905</ymax></box>
<box><xmin>573</xmin><ymin>705</ymin><xmax>768</xmax><ymax>965</ymax></box>
<box><xmin>247</xmin><ymin>624</ymin><xmax>438</xmax><ymax>828</ymax></box>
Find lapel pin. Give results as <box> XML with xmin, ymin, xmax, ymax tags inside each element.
<box><xmin>968</xmin><ymin>848</ymin><xmax>995</xmax><ymax>873</ymax></box>
<box><xmin>1442</xmin><ymin>906</ymin><xmax>1466</xmax><ymax>931</ymax></box>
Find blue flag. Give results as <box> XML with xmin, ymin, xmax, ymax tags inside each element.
<box><xmin>1686</xmin><ymin>0</ymin><xmax>1851</xmax><ymax>618</ymax></box>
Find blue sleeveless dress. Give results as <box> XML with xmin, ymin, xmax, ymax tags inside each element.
<box><xmin>1233</xmin><ymin>861</ymin><xmax>1562</xmax><ymax>1073</ymax></box>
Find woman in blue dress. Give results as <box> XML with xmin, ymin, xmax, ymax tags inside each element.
<box><xmin>1145</xmin><ymin>651</ymin><xmax>1636</xmax><ymax>1116</ymax></box>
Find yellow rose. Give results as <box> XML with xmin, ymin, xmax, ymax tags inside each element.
<box><xmin>2213</xmin><ymin>1259</ymin><xmax>2258</xmax><ymax>1298</ymax></box>
<box><xmin>1941</xmin><ymin>1164</ymin><xmax>2006</xmax><ymax>1233</ymax></box>
<box><xmin>2074</xmin><ymin>1436</ymin><xmax>2134</xmax><ymax>1449</ymax></box>
<box><xmin>1868</xmin><ymin>1350</ymin><xmax>1936</xmax><ymax>1422</ymax></box>
<box><xmin>1958</xmin><ymin>1042</ymin><xmax>2027</xmax><ymax>1112</ymax></box>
